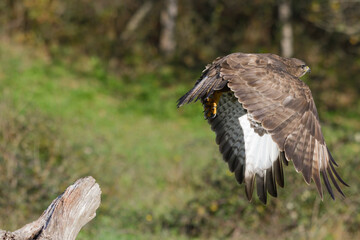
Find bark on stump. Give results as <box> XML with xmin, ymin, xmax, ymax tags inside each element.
<box><xmin>0</xmin><ymin>176</ymin><xmax>101</xmax><ymax>240</ymax></box>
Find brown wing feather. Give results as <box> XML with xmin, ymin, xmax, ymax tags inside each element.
<box><xmin>218</xmin><ymin>54</ymin><xmax>346</xmax><ymax>199</ymax></box>
<box><xmin>177</xmin><ymin>52</ymin><xmax>347</xmax><ymax>200</ymax></box>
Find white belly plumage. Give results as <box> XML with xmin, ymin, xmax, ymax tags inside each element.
<box><xmin>239</xmin><ymin>114</ymin><xmax>280</xmax><ymax>179</ymax></box>
<box><xmin>206</xmin><ymin>92</ymin><xmax>285</xmax><ymax>203</ymax></box>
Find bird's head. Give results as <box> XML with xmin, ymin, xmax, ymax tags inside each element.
<box><xmin>285</xmin><ymin>58</ymin><xmax>311</xmax><ymax>78</ymax></box>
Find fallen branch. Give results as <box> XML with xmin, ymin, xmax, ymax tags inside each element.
<box><xmin>0</xmin><ymin>176</ymin><xmax>101</xmax><ymax>240</ymax></box>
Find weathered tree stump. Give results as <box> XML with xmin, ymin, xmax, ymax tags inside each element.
<box><xmin>0</xmin><ymin>176</ymin><xmax>101</xmax><ymax>240</ymax></box>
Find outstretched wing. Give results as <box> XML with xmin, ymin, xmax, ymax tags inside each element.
<box><xmin>178</xmin><ymin>53</ymin><xmax>347</xmax><ymax>200</ymax></box>
<box><xmin>220</xmin><ymin>54</ymin><xmax>347</xmax><ymax>199</ymax></box>
<box><xmin>206</xmin><ymin>92</ymin><xmax>286</xmax><ymax>203</ymax></box>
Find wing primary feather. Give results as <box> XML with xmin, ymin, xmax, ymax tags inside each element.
<box><xmin>256</xmin><ymin>174</ymin><xmax>267</xmax><ymax>204</ymax></box>
<box><xmin>235</xmin><ymin>163</ymin><xmax>245</xmax><ymax>184</ymax></box>
<box><xmin>327</xmin><ymin>147</ymin><xmax>338</xmax><ymax>167</ymax></box>
<box><xmin>273</xmin><ymin>158</ymin><xmax>285</xmax><ymax>188</ymax></box>
<box><xmin>327</xmin><ymin>166</ymin><xmax>345</xmax><ymax>197</ymax></box>
<box><xmin>245</xmin><ymin>175</ymin><xmax>255</xmax><ymax>201</ymax></box>
<box><xmin>313</xmin><ymin>171</ymin><xmax>323</xmax><ymax>200</ymax></box>
<box><xmin>322</xmin><ymin>169</ymin><xmax>335</xmax><ymax>200</ymax></box>
<box><xmin>227</xmin><ymin>153</ymin><xmax>239</xmax><ymax>172</ymax></box>
<box><xmin>312</xmin><ymin>142</ymin><xmax>324</xmax><ymax>199</ymax></box>
<box><xmin>266</xmin><ymin>167</ymin><xmax>277</xmax><ymax>197</ymax></box>
<box><xmin>329</xmin><ymin>160</ymin><xmax>349</xmax><ymax>187</ymax></box>
<box><xmin>225</xmin><ymin>147</ymin><xmax>236</xmax><ymax>161</ymax></box>
<box><xmin>280</xmin><ymin>151</ymin><xmax>288</xmax><ymax>166</ymax></box>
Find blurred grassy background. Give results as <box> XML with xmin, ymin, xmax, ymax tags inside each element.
<box><xmin>0</xmin><ymin>1</ymin><xmax>360</xmax><ymax>239</ymax></box>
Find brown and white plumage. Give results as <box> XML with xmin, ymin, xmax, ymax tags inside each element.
<box><xmin>178</xmin><ymin>52</ymin><xmax>347</xmax><ymax>204</ymax></box>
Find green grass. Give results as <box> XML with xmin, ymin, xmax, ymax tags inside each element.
<box><xmin>0</xmin><ymin>41</ymin><xmax>218</xmax><ymax>237</ymax></box>
<box><xmin>1</xmin><ymin>40</ymin><xmax>360</xmax><ymax>239</ymax></box>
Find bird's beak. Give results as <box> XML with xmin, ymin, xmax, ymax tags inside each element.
<box><xmin>304</xmin><ymin>65</ymin><xmax>311</xmax><ymax>74</ymax></box>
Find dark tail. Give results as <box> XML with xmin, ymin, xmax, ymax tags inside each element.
<box><xmin>176</xmin><ymin>88</ymin><xmax>196</xmax><ymax>108</ymax></box>
<box><xmin>177</xmin><ymin>77</ymin><xmax>208</xmax><ymax>108</ymax></box>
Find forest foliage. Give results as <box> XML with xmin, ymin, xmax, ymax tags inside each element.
<box><xmin>1</xmin><ymin>0</ymin><xmax>360</xmax><ymax>109</ymax></box>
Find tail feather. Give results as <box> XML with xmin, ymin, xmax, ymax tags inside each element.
<box><xmin>177</xmin><ymin>67</ymin><xmax>227</xmax><ymax>108</ymax></box>
<box><xmin>177</xmin><ymin>76</ymin><xmax>211</xmax><ymax>108</ymax></box>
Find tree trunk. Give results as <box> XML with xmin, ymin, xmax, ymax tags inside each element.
<box><xmin>0</xmin><ymin>176</ymin><xmax>101</xmax><ymax>240</ymax></box>
<box><xmin>159</xmin><ymin>0</ymin><xmax>178</xmax><ymax>58</ymax></box>
<box><xmin>121</xmin><ymin>1</ymin><xmax>153</xmax><ymax>41</ymax></box>
<box><xmin>279</xmin><ymin>0</ymin><xmax>293</xmax><ymax>58</ymax></box>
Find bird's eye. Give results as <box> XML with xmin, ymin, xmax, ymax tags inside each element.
<box><xmin>301</xmin><ymin>64</ymin><xmax>306</xmax><ymax>68</ymax></box>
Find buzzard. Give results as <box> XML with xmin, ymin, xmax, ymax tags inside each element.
<box><xmin>177</xmin><ymin>53</ymin><xmax>347</xmax><ymax>204</ymax></box>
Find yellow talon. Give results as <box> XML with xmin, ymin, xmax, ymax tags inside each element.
<box><xmin>204</xmin><ymin>91</ymin><xmax>222</xmax><ymax>119</ymax></box>
<box><xmin>212</xmin><ymin>102</ymin><xmax>217</xmax><ymax>116</ymax></box>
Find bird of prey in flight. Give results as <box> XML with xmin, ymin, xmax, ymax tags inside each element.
<box><xmin>177</xmin><ymin>52</ymin><xmax>347</xmax><ymax>204</ymax></box>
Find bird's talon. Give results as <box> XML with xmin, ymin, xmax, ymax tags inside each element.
<box><xmin>203</xmin><ymin>92</ymin><xmax>221</xmax><ymax>119</ymax></box>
